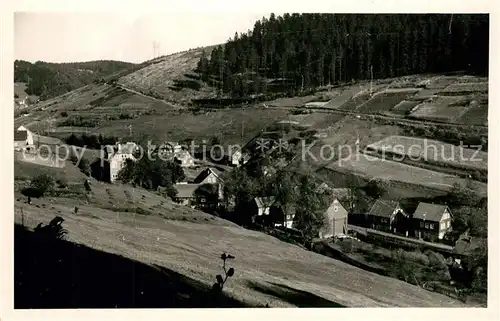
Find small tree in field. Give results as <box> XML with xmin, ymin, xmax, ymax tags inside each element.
<box><xmin>30</xmin><ymin>174</ymin><xmax>55</xmax><ymax>196</ymax></box>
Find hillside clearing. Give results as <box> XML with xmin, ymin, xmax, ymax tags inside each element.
<box><xmin>14</xmin><ymin>194</ymin><xmax>466</xmax><ymax>307</ymax></box>
<box><xmin>118</xmin><ymin>47</ymin><xmax>218</xmax><ymax>106</ymax></box>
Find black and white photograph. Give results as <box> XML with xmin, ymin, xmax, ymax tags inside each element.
<box><xmin>3</xmin><ymin>5</ymin><xmax>495</xmax><ymax>315</ymax></box>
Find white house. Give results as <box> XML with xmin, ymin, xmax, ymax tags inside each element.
<box><xmin>159</xmin><ymin>141</ymin><xmax>195</xmax><ymax>168</ymax></box>
<box><xmin>230</xmin><ymin>150</ymin><xmax>250</xmax><ymax>167</ymax></box>
<box><xmin>14</xmin><ymin>125</ymin><xmax>34</xmax><ymax>151</ymax></box>
<box><xmin>106</xmin><ymin>142</ymin><xmax>138</xmax><ymax>183</ymax></box>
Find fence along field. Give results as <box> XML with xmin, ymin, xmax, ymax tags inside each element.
<box><xmin>325</xmin><ymin>152</ymin><xmax>487</xmax><ymax>196</ymax></box>
<box><xmin>366</xmin><ymin>135</ymin><xmax>487</xmax><ymax>172</ymax></box>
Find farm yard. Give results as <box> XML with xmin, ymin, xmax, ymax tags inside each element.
<box><xmin>325</xmin><ymin>152</ymin><xmax>487</xmax><ymax>196</ymax></box>
<box><xmin>367</xmin><ymin>135</ymin><xmax>488</xmax><ymax>172</ymax></box>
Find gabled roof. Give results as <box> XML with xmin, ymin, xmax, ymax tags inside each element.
<box><xmin>330</xmin><ymin>188</ymin><xmax>351</xmax><ymax>200</ymax></box>
<box><xmin>254</xmin><ymin>196</ymin><xmax>276</xmax><ymax>209</ymax></box>
<box><xmin>413</xmin><ymin>202</ymin><xmax>450</xmax><ymax>222</ymax></box>
<box><xmin>368</xmin><ymin>200</ymin><xmax>403</xmax><ymax>218</ymax></box>
<box><xmin>14</xmin><ymin>130</ymin><xmax>28</xmax><ymax>141</ymax></box>
<box><xmin>324</xmin><ymin>198</ymin><xmax>348</xmax><ymax>219</ymax></box>
<box><xmin>194</xmin><ymin>167</ymin><xmax>222</xmax><ymax>183</ymax></box>
<box><xmin>174</xmin><ymin>183</ymin><xmax>200</xmax><ymax>198</ymax></box>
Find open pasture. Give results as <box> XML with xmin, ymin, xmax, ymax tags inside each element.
<box><xmin>336</xmin><ymin>92</ymin><xmax>372</xmax><ymax>111</ymax></box>
<box><xmin>323</xmin><ymin>86</ymin><xmax>368</xmax><ymax>109</ymax></box>
<box><xmin>356</xmin><ymin>90</ymin><xmax>419</xmax><ymax>114</ymax></box>
<box><xmin>13</xmin><ymin>186</ymin><xmax>467</xmax><ymax>308</ymax></box>
<box><xmin>409</xmin><ymin>96</ymin><xmax>470</xmax><ymax>122</ymax></box>
<box><xmin>367</xmin><ymin>135</ymin><xmax>487</xmax><ymax>171</ymax></box>
<box><xmin>390</xmin><ymin>100</ymin><xmax>421</xmax><ymax>116</ymax></box>
<box><xmin>325</xmin><ymin>152</ymin><xmax>487</xmax><ymax>196</ymax></box>
<box><xmin>457</xmin><ymin>104</ymin><xmax>488</xmax><ymax>126</ymax></box>
<box><xmin>440</xmin><ymin>82</ymin><xmax>488</xmax><ymax>94</ymax></box>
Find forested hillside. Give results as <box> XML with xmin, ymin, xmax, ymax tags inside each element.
<box><xmin>197</xmin><ymin>14</ymin><xmax>489</xmax><ymax>97</ymax></box>
<box><xmin>14</xmin><ymin>60</ymin><xmax>136</xmax><ymax>100</ymax></box>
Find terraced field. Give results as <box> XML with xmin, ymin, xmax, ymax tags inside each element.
<box><xmin>367</xmin><ymin>135</ymin><xmax>488</xmax><ymax>171</ymax></box>
<box><xmin>356</xmin><ymin>90</ymin><xmax>419</xmax><ymax>114</ymax></box>
<box><xmin>325</xmin><ymin>152</ymin><xmax>487</xmax><ymax>196</ymax></box>
<box><xmin>409</xmin><ymin>96</ymin><xmax>472</xmax><ymax>122</ymax></box>
<box><xmin>390</xmin><ymin>100</ymin><xmax>421</xmax><ymax>116</ymax></box>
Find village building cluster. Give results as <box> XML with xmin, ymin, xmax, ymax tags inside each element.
<box><xmin>13</xmin><ymin>125</ymin><xmax>458</xmax><ymax>246</ymax></box>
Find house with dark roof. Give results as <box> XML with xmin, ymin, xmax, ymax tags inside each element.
<box><xmin>14</xmin><ymin>125</ymin><xmax>34</xmax><ymax>151</ymax></box>
<box><xmin>366</xmin><ymin>200</ymin><xmax>409</xmax><ymax>235</ymax></box>
<box><xmin>247</xmin><ymin>196</ymin><xmax>276</xmax><ymax>225</ymax></box>
<box><xmin>269</xmin><ymin>201</ymin><xmax>296</xmax><ymax>228</ymax></box>
<box><xmin>193</xmin><ymin>167</ymin><xmax>224</xmax><ymax>202</ymax></box>
<box><xmin>173</xmin><ymin>183</ymin><xmax>200</xmax><ymax>206</ymax></box>
<box><xmin>412</xmin><ymin>202</ymin><xmax>452</xmax><ymax>241</ymax></box>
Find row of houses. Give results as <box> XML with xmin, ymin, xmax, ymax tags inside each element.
<box><xmin>244</xmin><ymin>182</ymin><xmax>453</xmax><ymax>243</ymax></box>
<box><xmin>352</xmin><ymin>199</ymin><xmax>453</xmax><ymax>242</ymax></box>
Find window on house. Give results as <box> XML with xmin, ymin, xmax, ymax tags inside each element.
<box><xmin>420</xmin><ymin>221</ymin><xmax>424</xmax><ymax>228</ymax></box>
<box><xmin>440</xmin><ymin>222</ymin><xmax>446</xmax><ymax>230</ymax></box>
<box><xmin>334</xmin><ymin>205</ymin><xmax>338</xmax><ymax>211</ymax></box>
<box><xmin>446</xmin><ymin>220</ymin><xmax>450</xmax><ymax>228</ymax></box>
<box><xmin>429</xmin><ymin>223</ymin><xmax>434</xmax><ymax>229</ymax></box>
<box><xmin>425</xmin><ymin>222</ymin><xmax>430</xmax><ymax>229</ymax></box>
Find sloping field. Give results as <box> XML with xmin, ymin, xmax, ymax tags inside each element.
<box><xmin>409</xmin><ymin>96</ymin><xmax>471</xmax><ymax>122</ymax></box>
<box><xmin>13</xmin><ymin>193</ymin><xmax>466</xmax><ymax>307</ymax></box>
<box><xmin>457</xmin><ymin>104</ymin><xmax>488</xmax><ymax>126</ymax></box>
<box><xmin>118</xmin><ymin>47</ymin><xmax>218</xmax><ymax>106</ymax></box>
<box><xmin>323</xmin><ymin>86</ymin><xmax>368</xmax><ymax>109</ymax></box>
<box><xmin>98</xmin><ymin>107</ymin><xmax>289</xmax><ymax>147</ymax></box>
<box><xmin>356</xmin><ymin>90</ymin><xmax>419</xmax><ymax>114</ymax></box>
<box><xmin>326</xmin><ymin>152</ymin><xmax>487</xmax><ymax>196</ymax></box>
<box><xmin>267</xmin><ymin>95</ymin><xmax>318</xmax><ymax>107</ymax></box>
<box><xmin>14</xmin><ymin>157</ymin><xmax>87</xmax><ymax>182</ymax></box>
<box><xmin>441</xmin><ymin>82</ymin><xmax>488</xmax><ymax>94</ymax></box>
<box><xmin>337</xmin><ymin>92</ymin><xmax>373</xmax><ymax>111</ymax></box>
<box><xmin>425</xmin><ymin>76</ymin><xmax>462</xmax><ymax>89</ymax></box>
<box><xmin>390</xmin><ymin>100</ymin><xmax>421</xmax><ymax>116</ymax></box>
<box><xmin>367</xmin><ymin>135</ymin><xmax>488</xmax><ymax>171</ymax></box>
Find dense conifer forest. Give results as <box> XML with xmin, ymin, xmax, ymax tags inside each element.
<box><xmin>196</xmin><ymin>14</ymin><xmax>489</xmax><ymax>97</ymax></box>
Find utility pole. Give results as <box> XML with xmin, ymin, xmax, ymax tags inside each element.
<box><xmin>369</xmin><ymin>65</ymin><xmax>373</xmax><ymax>97</ymax></box>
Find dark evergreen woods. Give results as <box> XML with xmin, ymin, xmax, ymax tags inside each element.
<box><xmin>197</xmin><ymin>14</ymin><xmax>489</xmax><ymax>97</ymax></box>
<box><xmin>14</xmin><ymin>60</ymin><xmax>136</xmax><ymax>100</ymax></box>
